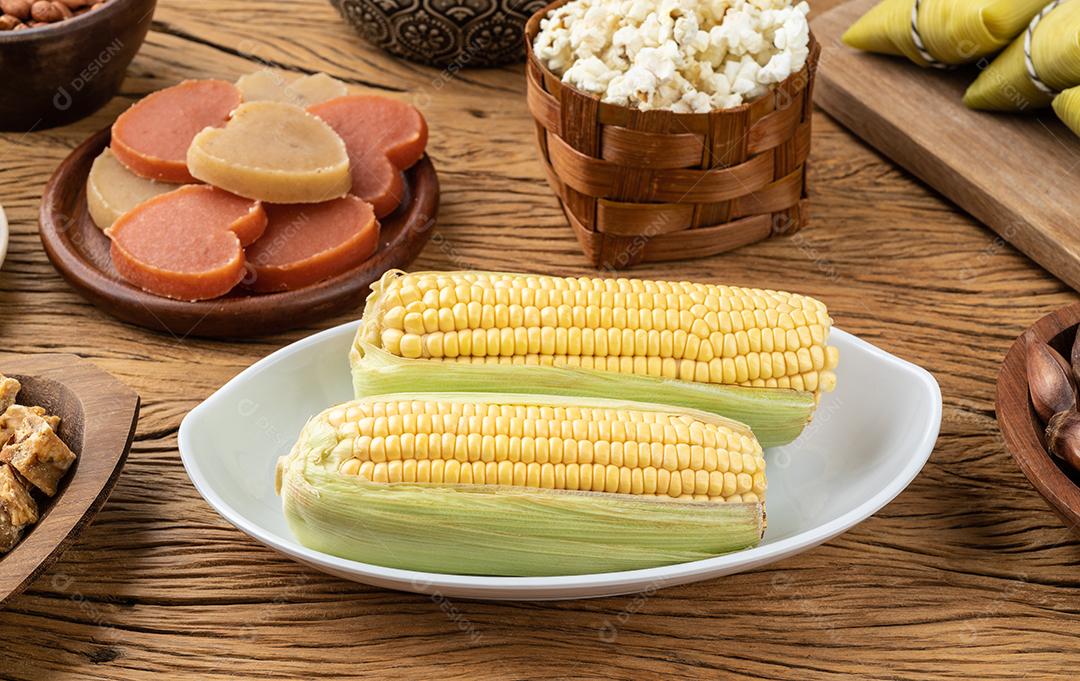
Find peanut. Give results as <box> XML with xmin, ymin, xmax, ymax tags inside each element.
<box><xmin>0</xmin><ymin>0</ymin><xmax>106</xmax><ymax>29</ymax></box>
<box><xmin>30</xmin><ymin>0</ymin><xmax>61</xmax><ymax>21</ymax></box>
<box><xmin>0</xmin><ymin>0</ymin><xmax>31</xmax><ymax>20</ymax></box>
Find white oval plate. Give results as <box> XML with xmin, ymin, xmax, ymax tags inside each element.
<box><xmin>179</xmin><ymin>321</ymin><xmax>941</xmax><ymax>601</ymax></box>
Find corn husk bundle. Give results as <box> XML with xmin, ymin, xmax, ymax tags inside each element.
<box><xmin>1054</xmin><ymin>86</ymin><xmax>1080</xmax><ymax>135</ymax></box>
<box><xmin>965</xmin><ymin>0</ymin><xmax>1080</xmax><ymax>111</ymax></box>
<box><xmin>843</xmin><ymin>0</ymin><xmax>1047</xmax><ymax>66</ymax></box>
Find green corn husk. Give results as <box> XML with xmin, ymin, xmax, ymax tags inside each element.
<box><xmin>350</xmin><ymin>343</ymin><xmax>813</xmax><ymax>448</ymax></box>
<box><xmin>843</xmin><ymin>0</ymin><xmax>1046</xmax><ymax>66</ymax></box>
<box><xmin>1054</xmin><ymin>86</ymin><xmax>1080</xmax><ymax>136</ymax></box>
<box><xmin>965</xmin><ymin>0</ymin><xmax>1080</xmax><ymax>111</ymax></box>
<box><xmin>350</xmin><ymin>269</ymin><xmax>826</xmax><ymax>449</ymax></box>
<box><xmin>276</xmin><ymin>393</ymin><xmax>765</xmax><ymax>576</ymax></box>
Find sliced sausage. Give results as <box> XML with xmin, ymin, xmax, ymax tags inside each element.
<box><xmin>244</xmin><ymin>195</ymin><xmax>379</xmax><ymax>293</ymax></box>
<box><xmin>308</xmin><ymin>95</ymin><xmax>428</xmax><ymax>218</ymax></box>
<box><xmin>106</xmin><ymin>185</ymin><xmax>267</xmax><ymax>301</ymax></box>
<box><xmin>187</xmin><ymin>101</ymin><xmax>351</xmax><ymax>204</ymax></box>
<box><xmin>111</xmin><ymin>80</ymin><xmax>241</xmax><ymax>184</ymax></box>
<box><xmin>86</xmin><ymin>149</ymin><xmax>179</xmax><ymax>230</ymax></box>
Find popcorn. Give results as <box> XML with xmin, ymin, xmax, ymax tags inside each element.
<box><xmin>533</xmin><ymin>0</ymin><xmax>811</xmax><ymax>113</ymax></box>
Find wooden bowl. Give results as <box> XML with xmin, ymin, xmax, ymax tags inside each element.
<box><xmin>328</xmin><ymin>0</ymin><xmax>547</xmax><ymax>67</ymax></box>
<box><xmin>39</xmin><ymin>127</ymin><xmax>439</xmax><ymax>339</ymax></box>
<box><xmin>0</xmin><ymin>354</ymin><xmax>139</xmax><ymax>608</ymax></box>
<box><xmin>0</xmin><ymin>0</ymin><xmax>156</xmax><ymax>131</ymax></box>
<box><xmin>997</xmin><ymin>304</ymin><xmax>1080</xmax><ymax>532</ymax></box>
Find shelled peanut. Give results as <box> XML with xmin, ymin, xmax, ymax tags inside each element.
<box><xmin>0</xmin><ymin>0</ymin><xmax>107</xmax><ymax>31</ymax></box>
<box><xmin>1026</xmin><ymin>330</ymin><xmax>1080</xmax><ymax>474</ymax></box>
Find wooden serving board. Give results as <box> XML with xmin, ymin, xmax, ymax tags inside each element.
<box><xmin>39</xmin><ymin>128</ymin><xmax>439</xmax><ymax>339</ymax></box>
<box><xmin>0</xmin><ymin>354</ymin><xmax>139</xmax><ymax>608</ymax></box>
<box><xmin>813</xmin><ymin>0</ymin><xmax>1080</xmax><ymax>293</ymax></box>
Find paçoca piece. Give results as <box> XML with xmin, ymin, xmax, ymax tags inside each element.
<box><xmin>0</xmin><ymin>463</ymin><xmax>37</xmax><ymax>554</ymax></box>
<box><xmin>533</xmin><ymin>0</ymin><xmax>811</xmax><ymax>113</ymax></box>
<box><xmin>187</xmin><ymin>101</ymin><xmax>352</xmax><ymax>204</ymax></box>
<box><xmin>0</xmin><ymin>412</ymin><xmax>76</xmax><ymax>497</ymax></box>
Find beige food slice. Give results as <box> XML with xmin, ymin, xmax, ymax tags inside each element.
<box><xmin>236</xmin><ymin>69</ymin><xmax>348</xmax><ymax>107</ymax></box>
<box><xmin>187</xmin><ymin>101</ymin><xmax>351</xmax><ymax>204</ymax></box>
<box><xmin>87</xmin><ymin>149</ymin><xmax>179</xmax><ymax>230</ymax></box>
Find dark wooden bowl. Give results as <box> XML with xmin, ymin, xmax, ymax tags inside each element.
<box><xmin>328</xmin><ymin>0</ymin><xmax>547</xmax><ymax>67</ymax></box>
<box><xmin>39</xmin><ymin>127</ymin><xmax>439</xmax><ymax>339</ymax></box>
<box><xmin>0</xmin><ymin>354</ymin><xmax>139</xmax><ymax>608</ymax></box>
<box><xmin>997</xmin><ymin>304</ymin><xmax>1080</xmax><ymax>532</ymax></box>
<box><xmin>0</xmin><ymin>0</ymin><xmax>156</xmax><ymax>131</ymax></box>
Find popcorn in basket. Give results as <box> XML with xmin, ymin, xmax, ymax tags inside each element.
<box><xmin>525</xmin><ymin>0</ymin><xmax>820</xmax><ymax>268</ymax></box>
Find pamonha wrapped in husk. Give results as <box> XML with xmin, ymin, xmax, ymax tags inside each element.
<box><xmin>965</xmin><ymin>0</ymin><xmax>1080</xmax><ymax>111</ymax></box>
<box><xmin>1054</xmin><ymin>86</ymin><xmax>1080</xmax><ymax>136</ymax></box>
<box><xmin>843</xmin><ymin>0</ymin><xmax>1046</xmax><ymax>66</ymax></box>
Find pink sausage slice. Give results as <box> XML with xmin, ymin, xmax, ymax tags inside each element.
<box><xmin>112</xmin><ymin>80</ymin><xmax>242</xmax><ymax>184</ymax></box>
<box><xmin>106</xmin><ymin>185</ymin><xmax>267</xmax><ymax>301</ymax></box>
<box><xmin>244</xmin><ymin>196</ymin><xmax>379</xmax><ymax>293</ymax></box>
<box><xmin>307</xmin><ymin>96</ymin><xmax>428</xmax><ymax>218</ymax></box>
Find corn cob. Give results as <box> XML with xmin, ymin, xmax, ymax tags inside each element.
<box><xmin>276</xmin><ymin>393</ymin><xmax>766</xmax><ymax>576</ymax></box>
<box><xmin>351</xmin><ymin>270</ymin><xmax>839</xmax><ymax>447</ymax></box>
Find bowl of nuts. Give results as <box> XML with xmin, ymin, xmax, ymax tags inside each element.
<box><xmin>0</xmin><ymin>0</ymin><xmax>155</xmax><ymax>130</ymax></box>
<box><xmin>997</xmin><ymin>304</ymin><xmax>1080</xmax><ymax>532</ymax></box>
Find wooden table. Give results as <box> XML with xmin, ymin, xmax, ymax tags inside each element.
<box><xmin>1</xmin><ymin>0</ymin><xmax>1077</xmax><ymax>678</ymax></box>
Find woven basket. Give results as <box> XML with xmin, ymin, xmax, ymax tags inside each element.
<box><xmin>524</xmin><ymin>1</ymin><xmax>820</xmax><ymax>269</ymax></box>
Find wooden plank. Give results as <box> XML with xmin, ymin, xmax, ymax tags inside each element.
<box><xmin>0</xmin><ymin>0</ymin><xmax>1078</xmax><ymax>678</ymax></box>
<box><xmin>812</xmin><ymin>0</ymin><xmax>1080</xmax><ymax>293</ymax></box>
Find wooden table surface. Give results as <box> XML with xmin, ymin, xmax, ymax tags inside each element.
<box><xmin>1</xmin><ymin>0</ymin><xmax>1078</xmax><ymax>678</ymax></box>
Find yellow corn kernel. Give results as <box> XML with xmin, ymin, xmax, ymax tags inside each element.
<box><xmin>368</xmin><ymin>271</ymin><xmax>838</xmax><ymax>396</ymax></box>
<box><xmin>331</xmin><ymin>396</ymin><xmax>764</xmax><ymax>503</ymax></box>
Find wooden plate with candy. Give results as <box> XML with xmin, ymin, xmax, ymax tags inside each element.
<box><xmin>0</xmin><ymin>354</ymin><xmax>139</xmax><ymax>608</ymax></box>
<box><xmin>39</xmin><ymin>72</ymin><xmax>439</xmax><ymax>339</ymax></box>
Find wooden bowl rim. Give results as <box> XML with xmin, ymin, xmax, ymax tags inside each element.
<box><xmin>0</xmin><ymin>0</ymin><xmax>155</xmax><ymax>44</ymax></box>
<box><xmin>996</xmin><ymin>303</ymin><xmax>1080</xmax><ymax>530</ymax></box>
<box><xmin>0</xmin><ymin>354</ymin><xmax>140</xmax><ymax>608</ymax></box>
<box><xmin>38</xmin><ymin>126</ymin><xmax>439</xmax><ymax>338</ymax></box>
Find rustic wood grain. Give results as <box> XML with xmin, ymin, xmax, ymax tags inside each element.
<box><xmin>0</xmin><ymin>0</ymin><xmax>1079</xmax><ymax>678</ymax></box>
<box><xmin>813</xmin><ymin>0</ymin><xmax>1080</xmax><ymax>295</ymax></box>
